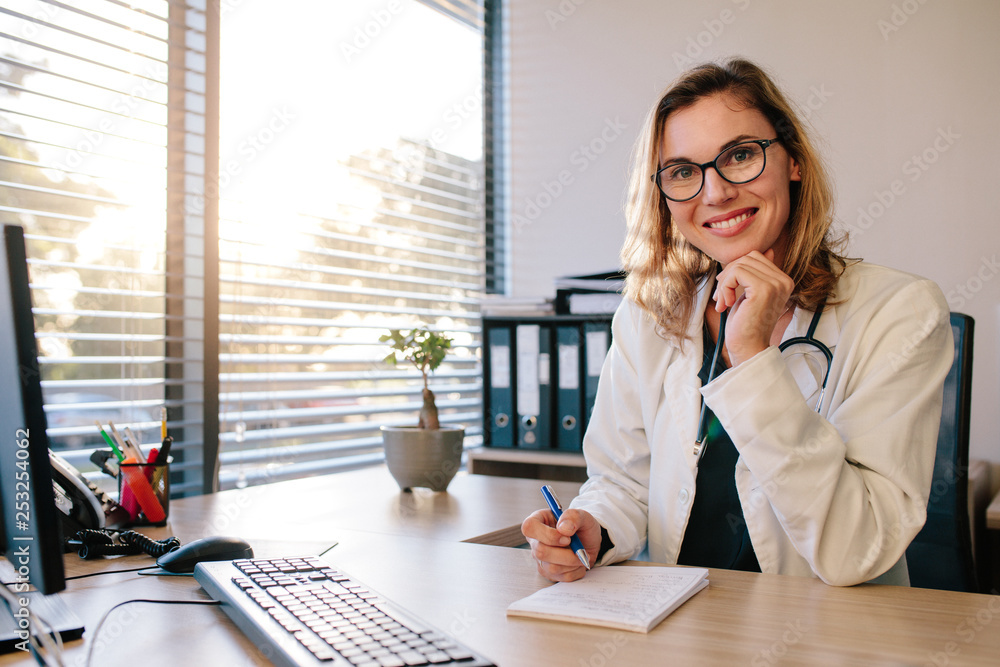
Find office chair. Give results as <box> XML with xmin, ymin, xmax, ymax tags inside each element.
<box><xmin>905</xmin><ymin>313</ymin><xmax>977</xmax><ymax>592</ymax></box>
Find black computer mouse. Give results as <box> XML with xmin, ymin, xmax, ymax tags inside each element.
<box><xmin>156</xmin><ymin>536</ymin><xmax>254</xmax><ymax>573</ymax></box>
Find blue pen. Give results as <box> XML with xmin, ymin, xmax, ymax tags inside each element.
<box><xmin>540</xmin><ymin>485</ymin><xmax>590</xmax><ymax>570</ymax></box>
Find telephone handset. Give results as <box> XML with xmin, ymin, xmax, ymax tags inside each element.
<box><xmin>49</xmin><ymin>450</ymin><xmax>130</xmax><ymax>548</ymax></box>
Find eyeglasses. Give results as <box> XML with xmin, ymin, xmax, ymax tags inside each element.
<box><xmin>651</xmin><ymin>138</ymin><xmax>780</xmax><ymax>202</ymax></box>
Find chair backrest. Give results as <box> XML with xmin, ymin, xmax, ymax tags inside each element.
<box><xmin>905</xmin><ymin>312</ymin><xmax>976</xmax><ymax>592</ymax></box>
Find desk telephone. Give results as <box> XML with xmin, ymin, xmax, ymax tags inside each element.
<box><xmin>49</xmin><ymin>450</ymin><xmax>129</xmax><ymax>546</ymax></box>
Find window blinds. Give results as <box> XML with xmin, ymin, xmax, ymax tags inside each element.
<box><xmin>0</xmin><ymin>0</ymin><xmax>212</xmax><ymax>496</ymax></box>
<box><xmin>215</xmin><ymin>1</ymin><xmax>487</xmax><ymax>489</ymax></box>
<box><xmin>1</xmin><ymin>0</ymin><xmax>491</xmax><ymax>494</ymax></box>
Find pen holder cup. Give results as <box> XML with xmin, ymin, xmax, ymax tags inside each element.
<box><xmin>118</xmin><ymin>460</ymin><xmax>170</xmax><ymax>526</ymax></box>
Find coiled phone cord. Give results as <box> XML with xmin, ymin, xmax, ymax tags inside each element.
<box><xmin>72</xmin><ymin>529</ymin><xmax>180</xmax><ymax>560</ymax></box>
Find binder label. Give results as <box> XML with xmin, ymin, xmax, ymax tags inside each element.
<box><xmin>491</xmin><ymin>345</ymin><xmax>510</xmax><ymax>388</ymax></box>
<box><xmin>516</xmin><ymin>325</ymin><xmax>541</xmax><ymax>416</ymax></box>
<box><xmin>586</xmin><ymin>330</ymin><xmax>608</xmax><ymax>377</ymax></box>
<box><xmin>558</xmin><ymin>344</ymin><xmax>580</xmax><ymax>389</ymax></box>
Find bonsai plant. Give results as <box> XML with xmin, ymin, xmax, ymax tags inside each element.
<box><xmin>379</xmin><ymin>327</ymin><xmax>463</xmax><ymax>492</ymax></box>
<box><xmin>380</xmin><ymin>327</ymin><xmax>452</xmax><ymax>430</ymax></box>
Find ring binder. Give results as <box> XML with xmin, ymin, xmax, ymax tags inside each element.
<box><xmin>485</xmin><ymin>326</ymin><xmax>514</xmax><ymax>447</ymax></box>
<box><xmin>483</xmin><ymin>315</ymin><xmax>612</xmax><ymax>452</ymax></box>
<box><xmin>583</xmin><ymin>321</ymin><xmax>611</xmax><ymax>434</ymax></box>
<box><xmin>555</xmin><ymin>325</ymin><xmax>583</xmax><ymax>452</ymax></box>
<box><xmin>516</xmin><ymin>325</ymin><xmax>550</xmax><ymax>449</ymax></box>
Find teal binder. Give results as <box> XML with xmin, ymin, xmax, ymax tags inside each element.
<box><xmin>582</xmin><ymin>321</ymin><xmax>611</xmax><ymax>433</ymax></box>
<box><xmin>485</xmin><ymin>325</ymin><xmax>514</xmax><ymax>447</ymax></box>
<box><xmin>515</xmin><ymin>324</ymin><xmax>549</xmax><ymax>449</ymax></box>
<box><xmin>554</xmin><ymin>324</ymin><xmax>583</xmax><ymax>451</ymax></box>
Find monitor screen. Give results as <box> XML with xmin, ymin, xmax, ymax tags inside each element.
<box><xmin>0</xmin><ymin>224</ymin><xmax>67</xmax><ymax>594</ymax></box>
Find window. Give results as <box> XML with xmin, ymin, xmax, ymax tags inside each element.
<box><xmin>216</xmin><ymin>0</ymin><xmax>487</xmax><ymax>488</ymax></box>
<box><xmin>0</xmin><ymin>0</ymin><xmax>496</xmax><ymax>494</ymax></box>
<box><xmin>0</xmin><ymin>0</ymin><xmax>211</xmax><ymax>496</ymax></box>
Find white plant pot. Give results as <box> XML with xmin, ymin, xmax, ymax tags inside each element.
<box><xmin>381</xmin><ymin>425</ymin><xmax>465</xmax><ymax>492</ymax></box>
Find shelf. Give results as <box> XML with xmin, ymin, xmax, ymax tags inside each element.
<box><xmin>467</xmin><ymin>447</ymin><xmax>587</xmax><ymax>482</ymax></box>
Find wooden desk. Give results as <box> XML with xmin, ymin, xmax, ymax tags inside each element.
<box><xmin>4</xmin><ymin>467</ymin><xmax>1000</xmax><ymax>666</ymax></box>
<box><xmin>166</xmin><ymin>465</ymin><xmax>581</xmax><ymax>548</ymax></box>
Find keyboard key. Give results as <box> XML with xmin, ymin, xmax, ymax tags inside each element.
<box><xmin>444</xmin><ymin>648</ymin><xmax>474</xmax><ymax>661</ymax></box>
<box><xmin>396</xmin><ymin>651</ymin><xmax>431</xmax><ymax>666</ymax></box>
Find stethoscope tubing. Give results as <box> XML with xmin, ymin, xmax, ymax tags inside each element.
<box><xmin>694</xmin><ymin>302</ymin><xmax>832</xmax><ymax>462</ymax></box>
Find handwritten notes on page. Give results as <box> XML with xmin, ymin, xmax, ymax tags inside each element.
<box><xmin>506</xmin><ymin>566</ymin><xmax>709</xmax><ymax>633</ymax></box>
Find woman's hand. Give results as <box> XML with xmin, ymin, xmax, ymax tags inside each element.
<box><xmin>521</xmin><ymin>508</ymin><xmax>604</xmax><ymax>582</ymax></box>
<box><xmin>713</xmin><ymin>249</ymin><xmax>794</xmax><ymax>367</ymax></box>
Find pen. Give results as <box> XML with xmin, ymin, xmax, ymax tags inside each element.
<box><xmin>161</xmin><ymin>406</ymin><xmax>167</xmax><ymax>441</ymax></box>
<box><xmin>145</xmin><ymin>447</ymin><xmax>159</xmax><ymax>478</ymax></box>
<box><xmin>154</xmin><ymin>436</ymin><xmax>172</xmax><ymax>465</ymax></box>
<box><xmin>540</xmin><ymin>485</ymin><xmax>590</xmax><ymax>570</ymax></box>
<box><xmin>123</xmin><ymin>426</ymin><xmax>144</xmax><ymax>460</ymax></box>
<box><xmin>150</xmin><ymin>442</ymin><xmax>168</xmax><ymax>493</ymax></box>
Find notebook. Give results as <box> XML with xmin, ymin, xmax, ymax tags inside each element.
<box><xmin>506</xmin><ymin>565</ymin><xmax>709</xmax><ymax>633</ymax></box>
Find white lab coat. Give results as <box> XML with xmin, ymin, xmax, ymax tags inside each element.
<box><xmin>570</xmin><ymin>261</ymin><xmax>954</xmax><ymax>586</ymax></box>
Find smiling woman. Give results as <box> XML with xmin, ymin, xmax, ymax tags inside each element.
<box><xmin>521</xmin><ymin>58</ymin><xmax>955</xmax><ymax>589</ymax></box>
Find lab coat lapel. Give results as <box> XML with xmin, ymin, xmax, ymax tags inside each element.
<box><xmin>661</xmin><ymin>275</ymin><xmax>715</xmax><ymax>470</ymax></box>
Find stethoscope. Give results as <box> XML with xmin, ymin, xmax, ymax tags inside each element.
<box><xmin>693</xmin><ymin>300</ymin><xmax>832</xmax><ymax>462</ymax></box>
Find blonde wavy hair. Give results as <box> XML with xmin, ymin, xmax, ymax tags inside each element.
<box><xmin>621</xmin><ymin>58</ymin><xmax>849</xmax><ymax>343</ymax></box>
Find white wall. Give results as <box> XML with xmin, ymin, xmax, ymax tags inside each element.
<box><xmin>507</xmin><ymin>0</ymin><xmax>1000</xmax><ymax>463</ymax></box>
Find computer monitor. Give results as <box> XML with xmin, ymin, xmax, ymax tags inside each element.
<box><xmin>0</xmin><ymin>224</ymin><xmax>83</xmax><ymax>652</ymax></box>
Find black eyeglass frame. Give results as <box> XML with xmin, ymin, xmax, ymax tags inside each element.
<box><xmin>651</xmin><ymin>138</ymin><xmax>781</xmax><ymax>203</ymax></box>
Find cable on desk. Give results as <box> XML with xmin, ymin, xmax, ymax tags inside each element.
<box><xmin>84</xmin><ymin>598</ymin><xmax>222</xmax><ymax>667</ymax></box>
<box><xmin>65</xmin><ymin>566</ymin><xmax>152</xmax><ymax>581</ymax></box>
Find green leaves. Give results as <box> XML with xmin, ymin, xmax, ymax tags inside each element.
<box><xmin>380</xmin><ymin>328</ymin><xmax>454</xmax><ymax>429</ymax></box>
<box><xmin>379</xmin><ymin>327</ymin><xmax>453</xmax><ymax>383</ymax></box>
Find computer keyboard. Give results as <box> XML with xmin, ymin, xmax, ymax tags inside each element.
<box><xmin>194</xmin><ymin>555</ymin><xmax>496</xmax><ymax>667</ymax></box>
